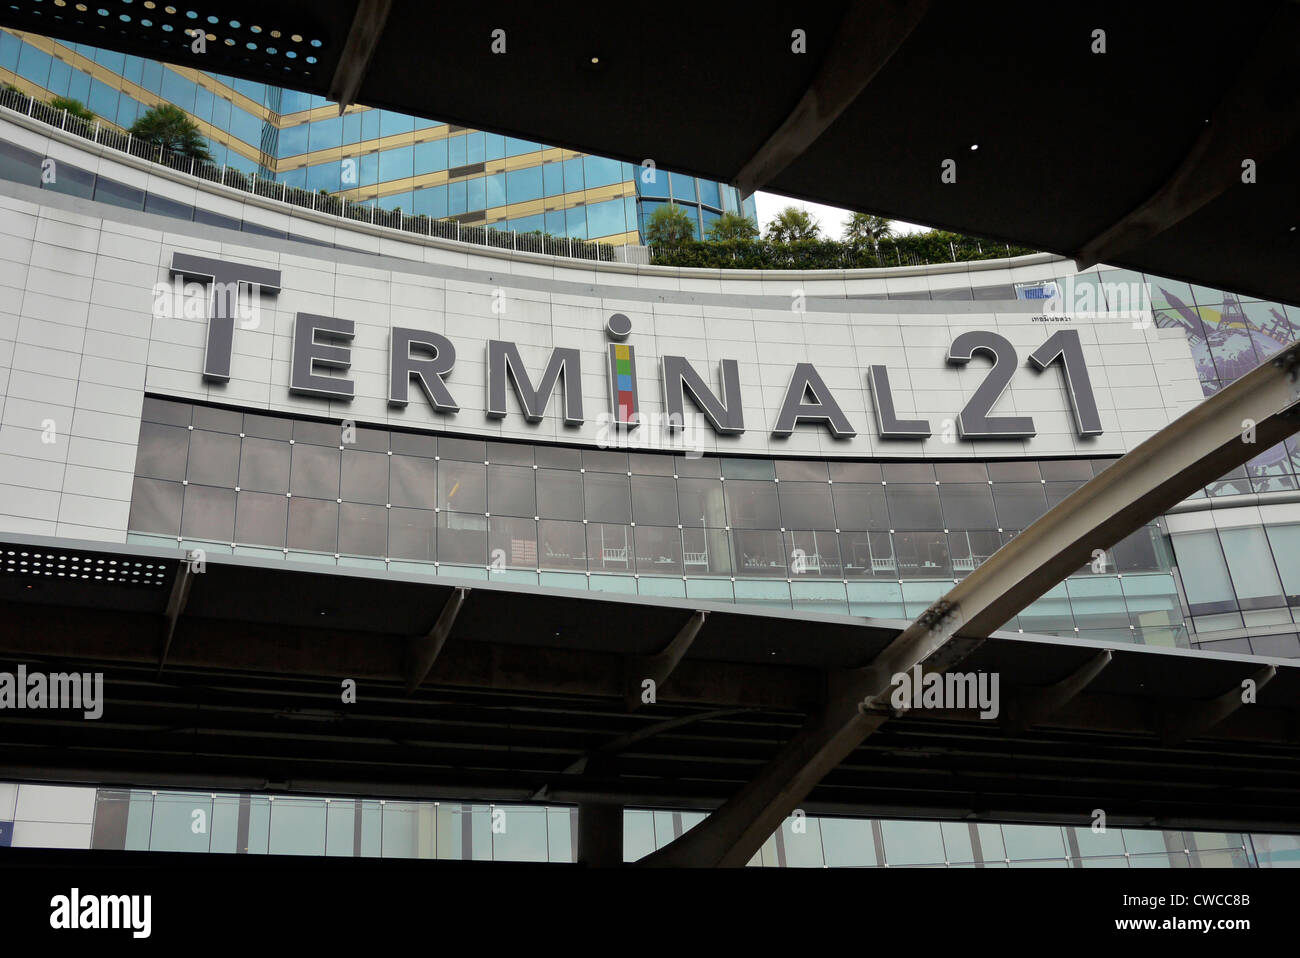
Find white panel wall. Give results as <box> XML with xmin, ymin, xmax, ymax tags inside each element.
<box><xmin>0</xmin><ymin>150</ymin><xmax>1204</xmax><ymax>545</ymax></box>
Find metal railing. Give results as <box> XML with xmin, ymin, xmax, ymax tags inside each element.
<box><xmin>0</xmin><ymin>87</ymin><xmax>628</xmax><ymax>264</ymax></box>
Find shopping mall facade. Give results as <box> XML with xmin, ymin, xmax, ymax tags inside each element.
<box><xmin>0</xmin><ymin>93</ymin><xmax>1297</xmax><ymax>866</ymax></box>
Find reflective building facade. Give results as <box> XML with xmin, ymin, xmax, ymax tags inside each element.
<box><xmin>0</xmin><ymin>26</ymin><xmax>754</xmax><ymax>243</ymax></box>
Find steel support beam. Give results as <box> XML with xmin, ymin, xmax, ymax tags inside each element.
<box><xmin>404</xmin><ymin>587</ymin><xmax>468</xmax><ymax>693</ymax></box>
<box><xmin>640</xmin><ymin>342</ymin><xmax>1300</xmax><ymax>867</ymax></box>
<box><xmin>733</xmin><ymin>0</ymin><xmax>931</xmax><ymax>199</ymax></box>
<box><xmin>157</xmin><ymin>552</ymin><xmax>196</xmax><ymax>674</ymax></box>
<box><xmin>1000</xmin><ymin>650</ymin><xmax>1113</xmax><ymax>734</ymax></box>
<box><xmin>1162</xmin><ymin>665</ymin><xmax>1278</xmax><ymax>746</ymax></box>
<box><xmin>1075</xmin><ymin>3</ymin><xmax>1300</xmax><ymax>269</ymax></box>
<box><xmin>326</xmin><ymin>0</ymin><xmax>394</xmax><ymax>114</ymax></box>
<box><xmin>625</xmin><ymin>610</ymin><xmax>707</xmax><ymax>711</ymax></box>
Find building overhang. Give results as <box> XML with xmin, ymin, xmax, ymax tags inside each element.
<box><xmin>1</xmin><ymin>2</ymin><xmax>1298</xmax><ymax>304</ymax></box>
<box><xmin>1</xmin><ymin>532</ymin><xmax>1297</xmax><ymax>834</ymax></box>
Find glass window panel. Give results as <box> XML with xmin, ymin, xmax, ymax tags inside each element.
<box><xmin>339</xmin><ymin>502</ymin><xmax>387</xmax><ymax>556</ymax></box>
<box><xmin>290</xmin><ymin>443</ymin><xmax>340</xmax><ymax>500</ymax></box>
<box><xmin>268</xmin><ymin>799</ymin><xmax>327</xmax><ymax>856</ymax></box>
<box><xmin>988</xmin><ymin>461</ymin><xmax>1041</xmax><ymax>480</ymax></box>
<box><xmin>438</xmin><ymin>511</ymin><xmax>488</xmax><ymax>565</ymax></box>
<box><xmin>1219</xmin><ymin>526</ymin><xmax>1285</xmax><ymax>609</ymax></box>
<box><xmin>1039</xmin><ymin>459</ymin><xmax>1093</xmax><ymax>480</ymax></box>
<box><xmin>1044</xmin><ymin>480</ymin><xmax>1085</xmax><ymax>509</ymax></box>
<box><xmin>536</xmin><ymin>446</ymin><xmax>581</xmax><ymax>469</ymax></box>
<box><xmin>148</xmin><ymin>793</ymin><xmax>213</xmax><ymax>852</ymax></box>
<box><xmin>948</xmin><ymin>530</ymin><xmax>1001</xmax><ymax>575</ymax></box>
<box><xmin>631</xmin><ymin>475</ymin><xmax>677</xmax><ymax>526</ymax></box>
<box><xmin>881</xmin><ymin>820</ymin><xmax>946</xmax><ymax>865</ymax></box>
<box><xmin>840</xmin><ymin>530</ymin><xmax>897</xmax><ymax>578</ymax></box>
<box><xmin>486</xmin><ymin>441</ymin><xmax>533</xmax><ymax>466</ymax></box>
<box><xmin>992</xmin><ymin>481</ymin><xmax>1048</xmax><ymax>529</ymax></box>
<box><xmin>489</xmin><ymin>516</ymin><xmax>538</xmax><ymax>570</ymax></box>
<box><xmin>882</xmin><ymin>463</ymin><xmax>934</xmax><ymax>482</ymax></box>
<box><xmin>786</xmin><ymin>530</ymin><xmax>841</xmax><ymax>578</ymax></box>
<box><xmin>488</xmin><ymin>464</ymin><xmax>536</xmax><ymax>518</ymax></box>
<box><xmin>1264</xmin><ymin>524</ymin><xmax>1300</xmax><ymax>604</ymax></box>
<box><xmin>414</xmin><ymin>138</ymin><xmax>448</xmax><ymax>174</ymax></box>
<box><xmin>129</xmin><ymin>477</ymin><xmax>182</xmax><ymax>536</ymax></box>
<box><xmin>588</xmin><ymin>523</ymin><xmax>633</xmax><ymax>571</ymax></box>
<box><xmin>733</xmin><ymin>529</ymin><xmax>787</xmax><ymax>576</ymax></box>
<box><xmin>181</xmin><ymin>485</ymin><xmax>235</xmax><ymax>542</ymax></box>
<box><xmin>1065</xmin><ymin>576</ymin><xmax>1131</xmax><ymax>630</ymax></box>
<box><xmin>439</xmin><ymin>460</ymin><xmax>486</xmax><ymax>513</ymax></box>
<box><xmin>234</xmin><ymin>490</ymin><xmax>287</xmax><ymax>548</ymax></box>
<box><xmin>681</xmin><ymin>527</ymin><xmax>731</xmax><ymax>576</ymax></box>
<box><xmin>186</xmin><ymin>429</ymin><xmax>239</xmax><ymax>487</ymax></box>
<box><xmin>634</xmin><ymin>526</ymin><xmax>683</xmax><ymax>575</ymax></box>
<box><xmin>675</xmin><ymin>455</ymin><xmax>721</xmax><ymax>478</ymax></box>
<box><xmin>846</xmin><ymin>578</ymin><xmax>904</xmax><ymax>616</ymax></box>
<box><xmin>818</xmin><ymin>818</ymin><xmax>878</xmax><ymax>867</ymax></box>
<box><xmin>779</xmin><ymin>481</ymin><xmax>834</xmax><ymax>528</ymax></box>
<box><xmin>721</xmin><ymin>458</ymin><xmax>774</xmax><ymax>480</ymax></box>
<box><xmin>287</xmin><ymin>498</ymin><xmax>338</xmax><ymax>553</ymax></box>
<box><xmin>832</xmin><ymin>483</ymin><xmax>890</xmax><ymax>531</ymax></box>
<box><xmin>390</xmin><ymin>455</ymin><xmax>437</xmax><ymax>510</ymax></box>
<box><xmin>1111</xmin><ymin>526</ymin><xmax>1166</xmax><ymax>573</ymax></box>
<box><xmin>388</xmin><ymin>507</ymin><xmax>436</xmax><ymax>561</ymax></box>
<box><xmin>725</xmin><ymin>480</ymin><xmax>780</xmax><ymax>529</ymax></box>
<box><xmin>506</xmin><ymin>165</ymin><xmax>543</xmax><ymax>204</ymax></box>
<box><xmin>775</xmin><ymin>460</ymin><xmax>828</xmax><ymax>481</ymax></box>
<box><xmin>676</xmin><ymin>478</ymin><xmax>727</xmax><ymax>528</ymax></box>
<box><xmin>931</xmin><ymin>462</ymin><xmax>986</xmax><ymax>482</ymax></box>
<box><xmin>390</xmin><ymin>432</ymin><xmax>436</xmax><ymax>458</ymax></box>
<box><xmin>584</xmin><ymin>472</ymin><xmax>631</xmax><ymax>523</ymax></box>
<box><xmin>886</xmin><ymin>483</ymin><xmax>943</xmax><ymax>530</ymax></box>
<box><xmin>136</xmin><ymin>422</ymin><xmax>189</xmax><ymax>480</ymax></box>
<box><xmin>1017</xmin><ymin>582</ymin><xmax>1076</xmax><ymax>633</ymax></box>
<box><xmin>940</xmin><ymin>483</ymin><xmax>997</xmax><ymax>529</ymax></box>
<box><xmin>46</xmin><ymin>162</ymin><xmax>95</xmax><ymax>200</ymax></box>
<box><xmin>439</xmin><ymin>437</ymin><xmax>486</xmax><ymax>462</ymax></box>
<box><xmin>629</xmin><ymin>452</ymin><xmax>675</xmax><ymax>476</ymax></box>
<box><xmin>539</xmin><ymin>520</ymin><xmax>587</xmax><ymax>571</ymax></box>
<box><xmin>583</xmin><ymin>449</ymin><xmax>628</xmax><ymax>473</ymax></box>
<box><xmin>143</xmin><ymin>398</ymin><xmax>192</xmax><ymax>427</ymax></box>
<box><xmin>340</xmin><ymin>450</ymin><xmax>388</xmax><ymax>505</ymax></box>
<box><xmin>239</xmin><ymin>437</ymin><xmax>290</xmax><ymax>493</ymax></box>
<box><xmin>536</xmin><ymin>469</ymin><xmax>584</xmax><ymax>521</ymax></box>
<box><xmin>1002</xmin><ymin>825</ymin><xmax>1066</xmax><ymax>861</ymax></box>
<box><xmin>892</xmin><ymin>531</ymin><xmax>951</xmax><ymax>577</ymax></box>
<box><xmin>1171</xmin><ymin>531</ymin><xmax>1237</xmax><ymax>615</ymax></box>
<box><xmin>94</xmin><ymin>176</ymin><xmax>145</xmax><ymax>210</ymax></box>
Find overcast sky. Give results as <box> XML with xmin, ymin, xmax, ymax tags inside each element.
<box><xmin>752</xmin><ymin>192</ymin><xmax>930</xmax><ymax>240</ymax></box>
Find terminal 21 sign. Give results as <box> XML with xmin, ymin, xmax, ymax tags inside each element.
<box><xmin>166</xmin><ymin>252</ymin><xmax>1104</xmax><ymax>443</ymax></box>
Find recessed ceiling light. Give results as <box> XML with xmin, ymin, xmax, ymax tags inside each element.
<box><xmin>590</xmin><ymin>56</ymin><xmax>599</xmax><ymax>64</ymax></box>
<box><xmin>970</xmin><ymin>143</ymin><xmax>979</xmax><ymax>151</ymax></box>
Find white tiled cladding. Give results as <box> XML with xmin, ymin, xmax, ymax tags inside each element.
<box><xmin>0</xmin><ymin>168</ymin><xmax>1204</xmax><ymax>543</ymax></box>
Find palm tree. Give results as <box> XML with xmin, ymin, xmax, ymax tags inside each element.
<box><xmin>128</xmin><ymin>104</ymin><xmax>213</xmax><ymax>162</ymax></box>
<box><xmin>706</xmin><ymin>212</ymin><xmax>759</xmax><ymax>242</ymax></box>
<box><xmin>844</xmin><ymin>212</ymin><xmax>894</xmax><ymax>246</ymax></box>
<box><xmin>645</xmin><ymin>204</ymin><xmax>697</xmax><ymax>247</ymax></box>
<box><xmin>764</xmin><ymin>206</ymin><xmax>820</xmax><ymax>243</ymax></box>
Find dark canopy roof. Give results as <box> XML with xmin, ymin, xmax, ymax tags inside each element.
<box><xmin>2</xmin><ymin>1</ymin><xmax>1298</xmax><ymax>302</ymax></box>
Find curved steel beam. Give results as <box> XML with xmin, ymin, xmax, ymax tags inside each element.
<box><xmin>1075</xmin><ymin>3</ymin><xmax>1300</xmax><ymax>269</ymax></box>
<box><xmin>733</xmin><ymin>0</ymin><xmax>931</xmax><ymax>199</ymax></box>
<box><xmin>327</xmin><ymin>0</ymin><xmax>394</xmax><ymax>114</ymax></box>
<box><xmin>640</xmin><ymin>342</ymin><xmax>1300</xmax><ymax>867</ymax></box>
